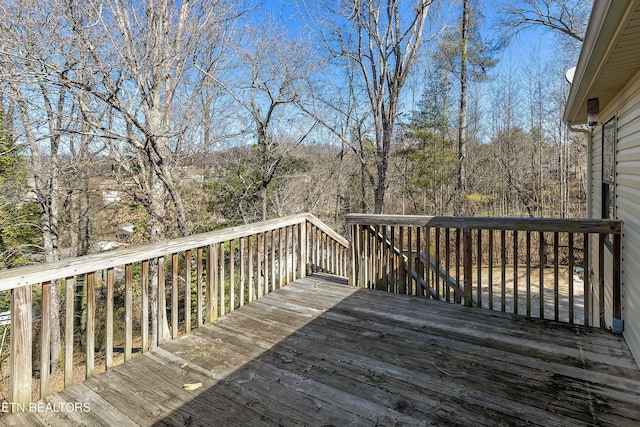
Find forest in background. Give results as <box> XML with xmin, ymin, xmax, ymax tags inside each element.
<box><xmin>0</xmin><ymin>0</ymin><xmax>591</xmax><ymax>271</ymax></box>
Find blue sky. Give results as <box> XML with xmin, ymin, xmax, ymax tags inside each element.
<box><xmin>252</xmin><ymin>0</ymin><xmax>580</xmax><ymax>140</ymax></box>
<box><xmin>257</xmin><ymin>0</ymin><xmax>568</xmax><ymax>71</ymax></box>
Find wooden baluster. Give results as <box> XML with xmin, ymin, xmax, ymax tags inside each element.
<box><xmin>513</xmin><ymin>230</ymin><xmax>518</xmax><ymax>315</ymax></box>
<box><xmin>362</xmin><ymin>225</ymin><xmax>368</xmax><ymax>287</ymax></box>
<box><xmin>526</xmin><ymin>232</ymin><xmax>531</xmax><ymax>317</ymax></box>
<box><xmin>142</xmin><ymin>260</ymin><xmax>150</xmax><ymax>351</ymax></box>
<box><xmin>568</xmin><ymin>234</ymin><xmax>574</xmax><ymax>324</ymax></box>
<box><xmin>398</xmin><ymin>227</ymin><xmax>405</xmax><ymax>295</ymax></box>
<box><xmin>257</xmin><ymin>233</ymin><xmax>263</xmax><ymax>298</ymax></box>
<box><xmin>390</xmin><ymin>226</ymin><xmax>396</xmax><ymax>293</ymax></box>
<box><xmin>378</xmin><ymin>225</ymin><xmax>389</xmax><ymax>291</ymax></box>
<box><xmin>125</xmin><ymin>264</ymin><xmax>133</xmax><ymax>361</ymax></box>
<box><xmin>229</xmin><ymin>241</ymin><xmax>235</xmax><ymax>312</ymax></box>
<box><xmin>598</xmin><ymin>233</ymin><xmax>605</xmax><ymax>327</ymax></box>
<box><xmin>445</xmin><ymin>228</ymin><xmax>451</xmax><ymax>302</ymax></box>
<box><xmin>323</xmin><ymin>230</ymin><xmax>328</xmax><ymax>275</ymax></box>
<box><xmin>271</xmin><ymin>229</ymin><xmax>277</xmax><ymax>286</ymax></box>
<box><xmin>317</xmin><ymin>227</ymin><xmax>322</xmax><ymax>274</ymax></box>
<box><xmin>196</xmin><ymin>250</ymin><xmax>203</xmax><ymax>327</ymax></box>
<box><xmin>539</xmin><ymin>232</ymin><xmax>545</xmax><ymax>319</ymax></box>
<box><xmin>280</xmin><ymin>227</ymin><xmax>286</xmax><ymax>281</ymax></box>
<box><xmin>158</xmin><ymin>257</ymin><xmax>166</xmax><ymax>345</ymax></box>
<box><xmin>310</xmin><ymin>226</ymin><xmax>315</xmax><ymax>273</ymax></box>
<box><xmin>185</xmin><ymin>250</ymin><xmax>192</xmax><ymax>332</ymax></box>
<box><xmin>106</xmin><ymin>268</ymin><xmax>114</xmax><ymax>369</ymax></box>
<box><xmin>554</xmin><ymin>232</ymin><xmax>559</xmax><ymax>322</ymax></box>
<box><xmin>40</xmin><ymin>280</ymin><xmax>51</xmax><ymax>399</ymax></box>
<box><xmin>64</xmin><ymin>276</ymin><xmax>75</xmax><ymax>388</ymax></box>
<box><xmin>583</xmin><ymin>233</ymin><xmax>590</xmax><ymax>326</ymax></box>
<box><xmin>488</xmin><ymin>230</ymin><xmax>494</xmax><ymax>310</ymax></box>
<box><xmin>326</xmin><ymin>231</ymin><xmax>330</xmax><ymax>274</ymax></box>
<box><xmin>463</xmin><ymin>229</ymin><xmax>473</xmax><ymax>307</ymax></box>
<box><xmin>285</xmin><ymin>227</ymin><xmax>290</xmax><ymax>284</ymax></box>
<box><xmin>248</xmin><ymin>236</ymin><xmax>254</xmax><ymax>303</ymax></box>
<box><xmin>500</xmin><ymin>230</ymin><xmax>506</xmax><ymax>312</ymax></box>
<box><xmin>240</xmin><ymin>238</ymin><xmax>246</xmax><ymax>306</ymax></box>
<box><xmin>292</xmin><ymin>224</ymin><xmax>298</xmax><ymax>280</ymax></box>
<box><xmin>435</xmin><ymin>228</ymin><xmax>440</xmax><ymax>300</ymax></box>
<box><xmin>476</xmin><ymin>229</ymin><xmax>482</xmax><ymax>308</ymax></box>
<box><xmin>416</xmin><ymin>226</ymin><xmax>422</xmax><ymax>297</ymax></box>
<box><xmin>425</xmin><ymin>227</ymin><xmax>430</xmax><ymax>298</ymax></box>
<box><xmin>308</xmin><ymin>221</ymin><xmax>311</xmax><ymax>276</ymax></box>
<box><xmin>220</xmin><ymin>242</ymin><xmax>225</xmax><ymax>315</ymax></box>
<box><xmin>455</xmin><ymin>229</ymin><xmax>460</xmax><ymax>303</ymax></box>
<box><xmin>336</xmin><ymin>239</ymin><xmax>340</xmax><ymax>276</ymax></box>
<box><xmin>264</xmin><ymin>230</ymin><xmax>270</xmax><ymax>291</ymax></box>
<box><xmin>86</xmin><ymin>272</ymin><xmax>95</xmax><ymax>378</ymax></box>
<box><xmin>407</xmin><ymin>227</ymin><xmax>413</xmax><ymax>295</ymax></box>
<box><xmin>172</xmin><ymin>254</ymin><xmax>179</xmax><ymax>339</ymax></box>
<box><xmin>206</xmin><ymin>245</ymin><xmax>217</xmax><ymax>322</ymax></box>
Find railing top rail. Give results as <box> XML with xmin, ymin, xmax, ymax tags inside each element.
<box><xmin>307</xmin><ymin>215</ymin><xmax>349</xmax><ymax>247</ymax></box>
<box><xmin>0</xmin><ymin>213</ymin><xmax>339</xmax><ymax>292</ymax></box>
<box><xmin>346</xmin><ymin>214</ymin><xmax>622</xmax><ymax>234</ymax></box>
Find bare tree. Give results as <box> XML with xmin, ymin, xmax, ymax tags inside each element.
<box><xmin>317</xmin><ymin>0</ymin><xmax>434</xmax><ymax>213</ymax></box>
<box><xmin>500</xmin><ymin>0</ymin><xmax>589</xmax><ymax>43</ymax></box>
<box><xmin>1</xmin><ymin>0</ymin><xmax>243</xmax><ymax>347</ymax></box>
<box><xmin>61</xmin><ymin>0</ymin><xmax>241</xmax><ymax>240</ymax></box>
<box><xmin>0</xmin><ymin>1</ymin><xmax>84</xmax><ymax>365</ymax></box>
<box><xmin>201</xmin><ymin>20</ymin><xmax>319</xmax><ymax>221</ymax></box>
<box><xmin>457</xmin><ymin>0</ymin><xmax>470</xmax><ymax>215</ymax></box>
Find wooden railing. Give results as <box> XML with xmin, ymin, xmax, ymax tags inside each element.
<box><xmin>347</xmin><ymin>214</ymin><xmax>622</xmax><ymax>330</ymax></box>
<box><xmin>0</xmin><ymin>213</ymin><xmax>348</xmax><ymax>406</ymax></box>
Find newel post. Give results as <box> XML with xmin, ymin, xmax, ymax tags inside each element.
<box><xmin>10</xmin><ymin>284</ymin><xmax>32</xmax><ymax>407</ymax></box>
<box><xmin>349</xmin><ymin>223</ymin><xmax>356</xmax><ymax>287</ymax></box>
<box><xmin>463</xmin><ymin>229</ymin><xmax>473</xmax><ymax>307</ymax></box>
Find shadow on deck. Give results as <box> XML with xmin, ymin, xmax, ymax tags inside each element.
<box><xmin>4</xmin><ymin>273</ymin><xmax>640</xmax><ymax>426</ymax></box>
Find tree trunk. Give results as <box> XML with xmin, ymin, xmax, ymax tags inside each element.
<box><xmin>456</xmin><ymin>0</ymin><xmax>469</xmax><ymax>216</ymax></box>
<box><xmin>146</xmin><ymin>107</ymin><xmax>172</xmax><ymax>346</ymax></box>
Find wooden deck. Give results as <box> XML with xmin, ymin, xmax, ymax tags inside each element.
<box><xmin>4</xmin><ymin>273</ymin><xmax>640</xmax><ymax>426</ymax></box>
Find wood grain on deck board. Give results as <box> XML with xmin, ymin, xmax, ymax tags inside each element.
<box><xmin>4</xmin><ymin>272</ymin><xmax>640</xmax><ymax>426</ymax></box>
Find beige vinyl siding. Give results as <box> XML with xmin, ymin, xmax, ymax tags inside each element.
<box><xmin>616</xmin><ymin>80</ymin><xmax>640</xmax><ymax>364</ymax></box>
<box><xmin>589</xmin><ymin>123</ymin><xmax>604</xmax><ymax>327</ymax></box>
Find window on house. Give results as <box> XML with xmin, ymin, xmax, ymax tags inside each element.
<box><xmin>602</xmin><ymin>117</ymin><xmax>616</xmax><ymax>245</ymax></box>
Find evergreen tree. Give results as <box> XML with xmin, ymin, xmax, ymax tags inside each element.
<box><xmin>396</xmin><ymin>69</ymin><xmax>457</xmax><ymax>214</ymax></box>
<box><xmin>0</xmin><ymin>106</ymin><xmax>40</xmax><ymax>270</ymax></box>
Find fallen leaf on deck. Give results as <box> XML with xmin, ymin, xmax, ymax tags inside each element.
<box><xmin>183</xmin><ymin>382</ymin><xmax>202</xmax><ymax>391</ymax></box>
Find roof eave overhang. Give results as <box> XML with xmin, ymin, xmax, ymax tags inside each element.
<box><xmin>563</xmin><ymin>0</ymin><xmax>637</xmax><ymax>125</ymax></box>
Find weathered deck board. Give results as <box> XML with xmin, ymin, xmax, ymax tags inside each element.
<box><xmin>4</xmin><ymin>273</ymin><xmax>640</xmax><ymax>426</ymax></box>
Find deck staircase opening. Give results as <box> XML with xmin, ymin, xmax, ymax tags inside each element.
<box><xmin>347</xmin><ymin>213</ymin><xmax>622</xmax><ymax>328</ymax></box>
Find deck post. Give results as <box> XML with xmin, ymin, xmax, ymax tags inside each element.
<box><xmin>9</xmin><ymin>285</ymin><xmax>32</xmax><ymax>408</ymax></box>
<box><xmin>349</xmin><ymin>224</ymin><xmax>356</xmax><ymax>286</ymax></box>
<box><xmin>299</xmin><ymin>222</ymin><xmax>307</xmax><ymax>279</ymax></box>
<box><xmin>612</xmin><ymin>232</ymin><xmax>623</xmax><ymax>334</ymax></box>
<box><xmin>463</xmin><ymin>229</ymin><xmax>473</xmax><ymax>307</ymax></box>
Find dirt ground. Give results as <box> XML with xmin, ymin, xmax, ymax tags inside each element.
<box><xmin>427</xmin><ymin>266</ymin><xmax>585</xmax><ymax>325</ymax></box>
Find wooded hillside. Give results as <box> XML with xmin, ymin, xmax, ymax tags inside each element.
<box><xmin>0</xmin><ymin>0</ymin><xmax>591</xmax><ymax>265</ymax></box>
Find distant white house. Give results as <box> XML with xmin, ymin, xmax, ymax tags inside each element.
<box><xmin>94</xmin><ymin>241</ymin><xmax>122</xmax><ymax>252</ymax></box>
<box><xmin>116</xmin><ymin>224</ymin><xmax>134</xmax><ymax>239</ymax></box>
<box><xmin>564</xmin><ymin>0</ymin><xmax>640</xmax><ymax>365</ymax></box>
<box><xmin>102</xmin><ymin>190</ymin><xmax>121</xmax><ymax>205</ymax></box>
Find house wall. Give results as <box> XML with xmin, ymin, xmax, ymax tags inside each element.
<box><xmin>591</xmin><ymin>69</ymin><xmax>640</xmax><ymax>364</ymax></box>
<box><xmin>589</xmin><ymin>123</ymin><xmax>607</xmax><ymax>328</ymax></box>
